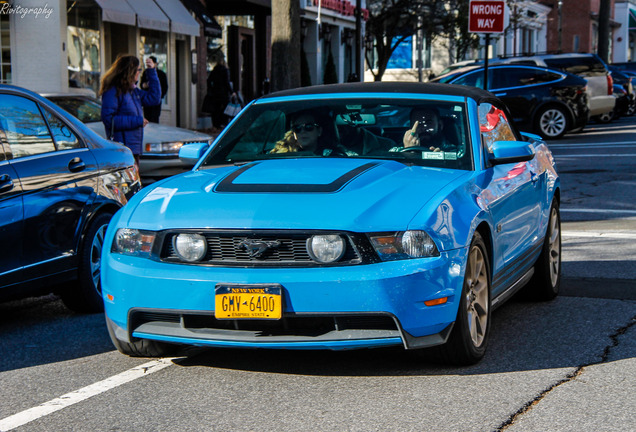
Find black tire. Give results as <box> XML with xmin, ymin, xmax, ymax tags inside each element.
<box><xmin>106</xmin><ymin>315</ymin><xmax>177</xmax><ymax>357</ymax></box>
<box><xmin>433</xmin><ymin>233</ymin><xmax>491</xmax><ymax>366</ymax></box>
<box><xmin>524</xmin><ymin>201</ymin><xmax>561</xmax><ymax>301</ymax></box>
<box><xmin>535</xmin><ymin>106</ymin><xmax>568</xmax><ymax>139</ymax></box>
<box><xmin>60</xmin><ymin>212</ymin><xmax>113</xmax><ymax>313</ymax></box>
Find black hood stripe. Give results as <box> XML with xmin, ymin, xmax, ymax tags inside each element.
<box><xmin>214</xmin><ymin>162</ymin><xmax>380</xmax><ymax>193</ymax></box>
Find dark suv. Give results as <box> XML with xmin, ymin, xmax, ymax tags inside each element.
<box><xmin>492</xmin><ymin>54</ymin><xmax>615</xmax><ymax>121</ymax></box>
<box><xmin>0</xmin><ymin>85</ymin><xmax>141</xmax><ymax>312</ymax></box>
<box><xmin>433</xmin><ymin>64</ymin><xmax>589</xmax><ymax>139</ymax></box>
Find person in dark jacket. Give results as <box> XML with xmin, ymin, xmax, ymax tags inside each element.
<box><xmin>140</xmin><ymin>55</ymin><xmax>168</xmax><ymax>123</ymax></box>
<box><xmin>100</xmin><ymin>55</ymin><xmax>161</xmax><ymax>167</ymax></box>
<box><xmin>205</xmin><ymin>52</ymin><xmax>234</xmax><ymax>129</ymax></box>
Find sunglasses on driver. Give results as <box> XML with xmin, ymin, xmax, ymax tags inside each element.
<box><xmin>292</xmin><ymin>123</ymin><xmax>320</xmax><ymax>133</ymax></box>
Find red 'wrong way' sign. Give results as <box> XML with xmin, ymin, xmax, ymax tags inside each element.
<box><xmin>469</xmin><ymin>0</ymin><xmax>505</xmax><ymax>33</ymax></box>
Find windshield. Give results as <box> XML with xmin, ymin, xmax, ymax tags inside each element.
<box><xmin>47</xmin><ymin>96</ymin><xmax>102</xmax><ymax>123</ymax></box>
<box><xmin>200</xmin><ymin>98</ymin><xmax>472</xmax><ymax>170</ymax></box>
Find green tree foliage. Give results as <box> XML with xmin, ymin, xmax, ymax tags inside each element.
<box><xmin>366</xmin><ymin>0</ymin><xmax>478</xmax><ymax>80</ymax></box>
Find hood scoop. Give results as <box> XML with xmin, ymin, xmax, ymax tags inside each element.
<box><xmin>214</xmin><ymin>161</ymin><xmax>380</xmax><ymax>193</ymax></box>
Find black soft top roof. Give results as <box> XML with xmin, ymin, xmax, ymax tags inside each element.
<box><xmin>259</xmin><ymin>81</ymin><xmax>498</xmax><ymax>104</ymax></box>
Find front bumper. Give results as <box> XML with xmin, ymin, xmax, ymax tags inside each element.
<box><xmin>103</xmin><ymin>248</ymin><xmax>467</xmax><ymax>350</ymax></box>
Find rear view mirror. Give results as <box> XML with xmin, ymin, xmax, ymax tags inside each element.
<box><xmin>179</xmin><ymin>142</ymin><xmax>210</xmax><ymax>165</ymax></box>
<box><xmin>489</xmin><ymin>140</ymin><xmax>535</xmax><ymax>165</ymax></box>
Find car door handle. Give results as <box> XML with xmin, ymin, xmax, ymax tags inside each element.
<box><xmin>68</xmin><ymin>157</ymin><xmax>86</xmax><ymax>173</ymax></box>
<box><xmin>0</xmin><ymin>174</ymin><xmax>14</xmax><ymax>192</ymax></box>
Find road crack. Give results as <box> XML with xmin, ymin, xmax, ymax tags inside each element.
<box><xmin>495</xmin><ymin>312</ymin><xmax>636</xmax><ymax>431</ymax></box>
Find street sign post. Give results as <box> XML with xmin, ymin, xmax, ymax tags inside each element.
<box><xmin>468</xmin><ymin>0</ymin><xmax>506</xmax><ymax>90</ymax></box>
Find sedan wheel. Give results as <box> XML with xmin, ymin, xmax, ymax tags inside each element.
<box><xmin>60</xmin><ymin>212</ymin><xmax>113</xmax><ymax>313</ymax></box>
<box><xmin>536</xmin><ymin>106</ymin><xmax>568</xmax><ymax>139</ymax></box>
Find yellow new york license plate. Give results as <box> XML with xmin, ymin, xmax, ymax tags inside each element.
<box><xmin>214</xmin><ymin>284</ymin><xmax>282</xmax><ymax>320</ymax></box>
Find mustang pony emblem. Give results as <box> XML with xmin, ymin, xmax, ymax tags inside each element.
<box><xmin>237</xmin><ymin>239</ymin><xmax>281</xmax><ymax>258</ymax></box>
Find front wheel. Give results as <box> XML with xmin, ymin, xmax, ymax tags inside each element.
<box><xmin>60</xmin><ymin>212</ymin><xmax>113</xmax><ymax>313</ymax></box>
<box><xmin>433</xmin><ymin>232</ymin><xmax>491</xmax><ymax>365</ymax></box>
<box><xmin>535</xmin><ymin>106</ymin><xmax>568</xmax><ymax>139</ymax></box>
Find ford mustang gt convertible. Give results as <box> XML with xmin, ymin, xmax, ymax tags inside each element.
<box><xmin>102</xmin><ymin>82</ymin><xmax>561</xmax><ymax>365</ymax></box>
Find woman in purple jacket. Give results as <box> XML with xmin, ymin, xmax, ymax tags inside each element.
<box><xmin>99</xmin><ymin>55</ymin><xmax>161</xmax><ymax>167</ymax></box>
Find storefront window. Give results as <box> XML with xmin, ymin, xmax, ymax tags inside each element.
<box><xmin>67</xmin><ymin>0</ymin><xmax>100</xmax><ymax>95</ymax></box>
<box><xmin>139</xmin><ymin>29</ymin><xmax>168</xmax><ymax>105</ymax></box>
<box><xmin>0</xmin><ymin>12</ymin><xmax>11</xmax><ymax>83</ymax></box>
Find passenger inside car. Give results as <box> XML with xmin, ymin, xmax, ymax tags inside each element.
<box><xmin>401</xmin><ymin>107</ymin><xmax>457</xmax><ymax>152</ymax></box>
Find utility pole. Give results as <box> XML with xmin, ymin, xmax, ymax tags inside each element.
<box><xmin>271</xmin><ymin>0</ymin><xmax>301</xmax><ymax>91</ymax></box>
<box><xmin>598</xmin><ymin>0</ymin><xmax>611</xmax><ymax>61</ymax></box>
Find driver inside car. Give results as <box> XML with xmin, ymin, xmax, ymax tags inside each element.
<box><xmin>399</xmin><ymin>107</ymin><xmax>453</xmax><ymax>152</ymax></box>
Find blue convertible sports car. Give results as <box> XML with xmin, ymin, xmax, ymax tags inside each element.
<box><xmin>102</xmin><ymin>83</ymin><xmax>561</xmax><ymax>365</ymax></box>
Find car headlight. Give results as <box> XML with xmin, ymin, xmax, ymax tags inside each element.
<box><xmin>369</xmin><ymin>230</ymin><xmax>439</xmax><ymax>261</ymax></box>
<box><xmin>307</xmin><ymin>234</ymin><xmax>346</xmax><ymax>263</ymax></box>
<box><xmin>112</xmin><ymin>229</ymin><xmax>156</xmax><ymax>258</ymax></box>
<box><xmin>173</xmin><ymin>233</ymin><xmax>207</xmax><ymax>262</ymax></box>
<box><xmin>144</xmin><ymin>141</ymin><xmax>184</xmax><ymax>155</ymax></box>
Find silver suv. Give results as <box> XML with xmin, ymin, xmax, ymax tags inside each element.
<box><xmin>493</xmin><ymin>53</ymin><xmax>615</xmax><ymax>120</ymax></box>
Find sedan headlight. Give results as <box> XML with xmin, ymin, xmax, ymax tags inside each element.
<box><xmin>173</xmin><ymin>233</ymin><xmax>207</xmax><ymax>262</ymax></box>
<box><xmin>144</xmin><ymin>140</ymin><xmax>213</xmax><ymax>156</ymax></box>
<box><xmin>307</xmin><ymin>234</ymin><xmax>346</xmax><ymax>263</ymax></box>
<box><xmin>144</xmin><ymin>141</ymin><xmax>184</xmax><ymax>155</ymax></box>
<box><xmin>112</xmin><ymin>229</ymin><xmax>156</xmax><ymax>258</ymax></box>
<box><xmin>369</xmin><ymin>230</ymin><xmax>439</xmax><ymax>261</ymax></box>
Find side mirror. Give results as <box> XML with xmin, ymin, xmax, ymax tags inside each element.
<box><xmin>489</xmin><ymin>140</ymin><xmax>535</xmax><ymax>165</ymax></box>
<box><xmin>179</xmin><ymin>142</ymin><xmax>210</xmax><ymax>165</ymax></box>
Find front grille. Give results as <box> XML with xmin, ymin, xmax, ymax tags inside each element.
<box><xmin>158</xmin><ymin>230</ymin><xmax>371</xmax><ymax>266</ymax></box>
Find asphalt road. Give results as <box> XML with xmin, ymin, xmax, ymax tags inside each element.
<box><xmin>1</xmin><ymin>117</ymin><xmax>635</xmax><ymax>432</ymax></box>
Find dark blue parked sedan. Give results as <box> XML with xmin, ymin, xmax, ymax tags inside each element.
<box><xmin>102</xmin><ymin>83</ymin><xmax>561</xmax><ymax>365</ymax></box>
<box><xmin>0</xmin><ymin>85</ymin><xmax>141</xmax><ymax>312</ymax></box>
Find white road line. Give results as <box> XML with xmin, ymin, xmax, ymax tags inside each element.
<box><xmin>554</xmin><ymin>154</ymin><xmax>636</xmax><ymax>158</ymax></box>
<box><xmin>0</xmin><ymin>358</ymin><xmax>177</xmax><ymax>431</ymax></box>
<box><xmin>562</xmin><ymin>231</ymin><xmax>636</xmax><ymax>239</ymax></box>
<box><xmin>562</xmin><ymin>208</ymin><xmax>636</xmax><ymax>215</ymax></box>
<box><xmin>549</xmin><ymin>141</ymin><xmax>636</xmax><ymax>148</ymax></box>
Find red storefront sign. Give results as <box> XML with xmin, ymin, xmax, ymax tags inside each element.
<box><xmin>312</xmin><ymin>0</ymin><xmax>369</xmax><ymax>20</ymax></box>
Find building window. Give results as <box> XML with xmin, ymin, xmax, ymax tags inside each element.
<box><xmin>0</xmin><ymin>13</ymin><xmax>11</xmax><ymax>83</ymax></box>
<box><xmin>67</xmin><ymin>0</ymin><xmax>100</xmax><ymax>95</ymax></box>
<box><xmin>387</xmin><ymin>37</ymin><xmax>413</xmax><ymax>69</ymax></box>
<box><xmin>139</xmin><ymin>29</ymin><xmax>168</xmax><ymax>104</ymax></box>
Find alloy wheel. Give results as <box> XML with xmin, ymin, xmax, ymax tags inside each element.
<box><xmin>548</xmin><ymin>207</ymin><xmax>561</xmax><ymax>287</ymax></box>
<box><xmin>90</xmin><ymin>224</ymin><xmax>107</xmax><ymax>293</ymax></box>
<box><xmin>540</xmin><ymin>108</ymin><xmax>566</xmax><ymax>137</ymax></box>
<box><xmin>465</xmin><ymin>244</ymin><xmax>489</xmax><ymax>347</ymax></box>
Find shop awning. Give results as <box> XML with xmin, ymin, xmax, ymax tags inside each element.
<box><xmin>95</xmin><ymin>0</ymin><xmax>136</xmax><ymax>26</ymax></box>
<box><xmin>180</xmin><ymin>0</ymin><xmax>223</xmax><ymax>37</ymax></box>
<box><xmin>125</xmin><ymin>0</ymin><xmax>170</xmax><ymax>32</ymax></box>
<box><xmin>154</xmin><ymin>0</ymin><xmax>201</xmax><ymax>36</ymax></box>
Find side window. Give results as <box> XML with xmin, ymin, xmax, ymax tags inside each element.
<box><xmin>452</xmin><ymin>71</ymin><xmax>484</xmax><ymax>89</ymax></box>
<box><xmin>0</xmin><ymin>94</ymin><xmax>56</xmax><ymax>159</ymax></box>
<box><xmin>478</xmin><ymin>103</ymin><xmax>516</xmax><ymax>154</ymax></box>
<box><xmin>43</xmin><ymin>109</ymin><xmax>81</xmax><ymax>150</ymax></box>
